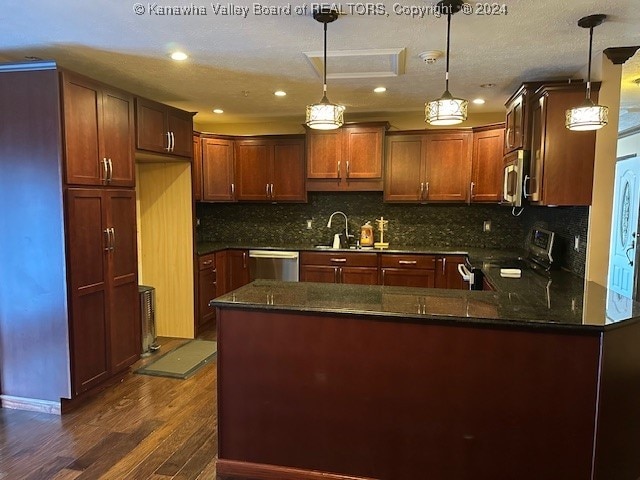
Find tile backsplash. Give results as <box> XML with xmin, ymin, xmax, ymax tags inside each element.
<box><xmin>196</xmin><ymin>193</ymin><xmax>589</xmax><ymax>276</ymax></box>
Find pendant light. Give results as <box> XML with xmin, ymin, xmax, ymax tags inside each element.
<box><xmin>566</xmin><ymin>14</ymin><xmax>609</xmax><ymax>131</ymax></box>
<box><xmin>306</xmin><ymin>9</ymin><xmax>345</xmax><ymax>130</ymax></box>
<box><xmin>426</xmin><ymin>0</ymin><xmax>468</xmax><ymax>125</ymax></box>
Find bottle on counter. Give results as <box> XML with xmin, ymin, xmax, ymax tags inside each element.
<box><xmin>360</xmin><ymin>221</ymin><xmax>374</xmax><ymax>248</ymax></box>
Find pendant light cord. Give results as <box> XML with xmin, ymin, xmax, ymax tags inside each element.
<box><xmin>323</xmin><ymin>20</ymin><xmax>328</xmax><ymax>97</ymax></box>
<box><xmin>445</xmin><ymin>8</ymin><xmax>451</xmax><ymax>92</ymax></box>
<box><xmin>586</xmin><ymin>25</ymin><xmax>593</xmax><ymax>101</ymax></box>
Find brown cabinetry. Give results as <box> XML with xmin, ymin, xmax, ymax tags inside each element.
<box><xmin>384</xmin><ymin>131</ymin><xmax>472</xmax><ymax>203</ymax></box>
<box><xmin>435</xmin><ymin>255</ymin><xmax>466</xmax><ymax>289</ymax></box>
<box><xmin>202</xmin><ymin>136</ymin><xmax>236</xmax><ymax>202</ymax></box>
<box><xmin>306</xmin><ymin>122</ymin><xmax>388</xmax><ymax>191</ymax></box>
<box><xmin>470</xmin><ymin>125</ymin><xmax>505</xmax><ymax>203</ymax></box>
<box><xmin>135</xmin><ymin>97</ymin><xmax>193</xmax><ymax>158</ymax></box>
<box><xmin>193</xmin><ymin>133</ymin><xmax>202</xmax><ymax>201</ymax></box>
<box><xmin>197</xmin><ymin>253</ymin><xmax>217</xmax><ymax>331</ymax></box>
<box><xmin>300</xmin><ymin>252</ymin><xmax>378</xmax><ymax>285</ymax></box>
<box><xmin>66</xmin><ymin>188</ymin><xmax>139</xmax><ymax>395</ymax></box>
<box><xmin>227</xmin><ymin>250</ymin><xmax>251</xmax><ymax>291</ymax></box>
<box><xmin>380</xmin><ymin>254</ymin><xmax>436</xmax><ymax>288</ymax></box>
<box><xmin>527</xmin><ymin>83</ymin><xmax>598</xmax><ymax>206</ymax></box>
<box><xmin>62</xmin><ymin>71</ymin><xmax>135</xmax><ymax>187</ymax></box>
<box><xmin>235</xmin><ymin>137</ymin><xmax>306</xmax><ymax>202</ymax></box>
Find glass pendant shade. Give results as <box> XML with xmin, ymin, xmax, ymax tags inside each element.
<box><xmin>566</xmin><ymin>99</ymin><xmax>608</xmax><ymax>131</ymax></box>
<box><xmin>306</xmin><ymin>95</ymin><xmax>344</xmax><ymax>130</ymax></box>
<box><xmin>426</xmin><ymin>90</ymin><xmax>468</xmax><ymax>125</ymax></box>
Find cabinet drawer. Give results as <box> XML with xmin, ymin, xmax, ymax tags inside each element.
<box><xmin>198</xmin><ymin>253</ymin><xmax>216</xmax><ymax>271</ymax></box>
<box><xmin>380</xmin><ymin>254</ymin><xmax>436</xmax><ymax>269</ymax></box>
<box><xmin>300</xmin><ymin>251</ymin><xmax>378</xmax><ymax>267</ymax></box>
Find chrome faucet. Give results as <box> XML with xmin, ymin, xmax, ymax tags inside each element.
<box><xmin>326</xmin><ymin>211</ymin><xmax>353</xmax><ymax>245</ymax></box>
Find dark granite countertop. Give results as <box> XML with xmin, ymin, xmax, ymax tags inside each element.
<box><xmin>211</xmin><ymin>279</ymin><xmax>640</xmax><ymax>332</ymax></box>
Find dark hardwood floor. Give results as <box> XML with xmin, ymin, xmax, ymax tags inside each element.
<box><xmin>0</xmin><ymin>330</ymin><xmax>218</xmax><ymax>479</ymax></box>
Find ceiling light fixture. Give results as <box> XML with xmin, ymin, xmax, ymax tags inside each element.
<box><xmin>305</xmin><ymin>9</ymin><xmax>345</xmax><ymax>130</ymax></box>
<box><xmin>472</xmin><ymin>98</ymin><xmax>485</xmax><ymax>105</ymax></box>
<box><xmin>274</xmin><ymin>90</ymin><xmax>287</xmax><ymax>97</ymax></box>
<box><xmin>566</xmin><ymin>14</ymin><xmax>608</xmax><ymax>131</ymax></box>
<box><xmin>426</xmin><ymin>0</ymin><xmax>468</xmax><ymax>125</ymax></box>
<box><xmin>170</xmin><ymin>51</ymin><xmax>188</xmax><ymax>61</ymax></box>
<box><xmin>213</xmin><ymin>108</ymin><xmax>224</xmax><ymax>114</ymax></box>
<box><xmin>374</xmin><ymin>87</ymin><xmax>387</xmax><ymax>93</ymax></box>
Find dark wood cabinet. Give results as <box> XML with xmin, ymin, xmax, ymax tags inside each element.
<box><xmin>300</xmin><ymin>252</ymin><xmax>378</xmax><ymax>285</ymax></box>
<box><xmin>202</xmin><ymin>136</ymin><xmax>236</xmax><ymax>202</ymax></box>
<box><xmin>470</xmin><ymin>124</ymin><xmax>505</xmax><ymax>203</ymax></box>
<box><xmin>135</xmin><ymin>97</ymin><xmax>193</xmax><ymax>158</ymax></box>
<box><xmin>235</xmin><ymin>137</ymin><xmax>306</xmax><ymax>202</ymax></box>
<box><xmin>227</xmin><ymin>250</ymin><xmax>251</xmax><ymax>292</ymax></box>
<box><xmin>197</xmin><ymin>254</ymin><xmax>217</xmax><ymax>331</ymax></box>
<box><xmin>504</xmin><ymin>90</ymin><xmax>524</xmax><ymax>153</ymax></box>
<box><xmin>66</xmin><ymin>188</ymin><xmax>139</xmax><ymax>395</ymax></box>
<box><xmin>435</xmin><ymin>255</ymin><xmax>466</xmax><ymax>289</ymax></box>
<box><xmin>192</xmin><ymin>133</ymin><xmax>202</xmax><ymax>201</ymax></box>
<box><xmin>62</xmin><ymin>71</ymin><xmax>135</xmax><ymax>187</ymax></box>
<box><xmin>385</xmin><ymin>131</ymin><xmax>472</xmax><ymax>203</ymax></box>
<box><xmin>380</xmin><ymin>254</ymin><xmax>436</xmax><ymax>287</ymax></box>
<box><xmin>527</xmin><ymin>83</ymin><xmax>598</xmax><ymax>206</ymax></box>
<box><xmin>306</xmin><ymin>122</ymin><xmax>388</xmax><ymax>191</ymax></box>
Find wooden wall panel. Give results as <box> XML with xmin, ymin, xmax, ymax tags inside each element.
<box><xmin>136</xmin><ymin>162</ymin><xmax>194</xmax><ymax>338</ymax></box>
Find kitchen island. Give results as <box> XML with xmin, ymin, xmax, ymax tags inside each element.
<box><xmin>212</xmin><ymin>280</ymin><xmax>640</xmax><ymax>480</ymax></box>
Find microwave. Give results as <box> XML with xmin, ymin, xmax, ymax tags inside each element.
<box><xmin>501</xmin><ymin>149</ymin><xmax>530</xmax><ymax>207</ymax></box>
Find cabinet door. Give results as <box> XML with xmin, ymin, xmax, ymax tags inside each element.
<box><xmin>102</xmin><ymin>87</ymin><xmax>135</xmax><ymax>187</ymax></box>
<box><xmin>380</xmin><ymin>268</ymin><xmax>435</xmax><ymax>288</ymax></box>
<box><xmin>272</xmin><ymin>140</ymin><xmax>306</xmax><ymax>202</ymax></box>
<box><xmin>528</xmin><ymin>95</ymin><xmax>545</xmax><ymax>203</ymax></box>
<box><xmin>424</xmin><ymin>133</ymin><xmax>472</xmax><ymax>202</ymax></box>
<box><xmin>435</xmin><ymin>256</ymin><xmax>466</xmax><ymax>289</ymax></box>
<box><xmin>198</xmin><ymin>259</ymin><xmax>217</xmax><ymax>328</ymax></box>
<box><xmin>235</xmin><ymin>141</ymin><xmax>270</xmax><ymax>201</ymax></box>
<box><xmin>167</xmin><ymin>109</ymin><xmax>193</xmax><ymax>158</ymax></box>
<box><xmin>505</xmin><ymin>94</ymin><xmax>523</xmax><ymax>153</ymax></box>
<box><xmin>384</xmin><ymin>135</ymin><xmax>425</xmax><ymax>202</ymax></box>
<box><xmin>471</xmin><ymin>127</ymin><xmax>504</xmax><ymax>203</ymax></box>
<box><xmin>306</xmin><ymin>130</ymin><xmax>341</xmax><ymax>179</ymax></box>
<box><xmin>340</xmin><ymin>267</ymin><xmax>379</xmax><ymax>285</ymax></box>
<box><xmin>66</xmin><ymin>189</ymin><xmax>110</xmax><ymax>394</ymax></box>
<box><xmin>106</xmin><ymin>190</ymin><xmax>139</xmax><ymax>373</ymax></box>
<box><xmin>300</xmin><ymin>265</ymin><xmax>338</xmax><ymax>283</ymax></box>
<box><xmin>343</xmin><ymin>125</ymin><xmax>384</xmax><ymax>179</ymax></box>
<box><xmin>62</xmin><ymin>73</ymin><xmax>103</xmax><ymax>186</ymax></box>
<box><xmin>135</xmin><ymin>98</ymin><xmax>168</xmax><ymax>154</ymax></box>
<box><xmin>227</xmin><ymin>250</ymin><xmax>250</xmax><ymax>291</ymax></box>
<box><xmin>202</xmin><ymin>137</ymin><xmax>235</xmax><ymax>202</ymax></box>
<box><xmin>193</xmin><ymin>135</ymin><xmax>202</xmax><ymax>201</ymax></box>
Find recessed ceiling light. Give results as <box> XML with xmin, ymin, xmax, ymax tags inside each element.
<box><xmin>274</xmin><ymin>90</ymin><xmax>287</xmax><ymax>97</ymax></box>
<box><xmin>213</xmin><ymin>108</ymin><xmax>224</xmax><ymax>114</ymax></box>
<box><xmin>472</xmin><ymin>98</ymin><xmax>486</xmax><ymax>105</ymax></box>
<box><xmin>170</xmin><ymin>51</ymin><xmax>188</xmax><ymax>61</ymax></box>
<box><xmin>480</xmin><ymin>83</ymin><xmax>496</xmax><ymax>89</ymax></box>
<box><xmin>373</xmin><ymin>87</ymin><xmax>387</xmax><ymax>93</ymax></box>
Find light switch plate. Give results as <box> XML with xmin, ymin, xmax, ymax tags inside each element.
<box><xmin>483</xmin><ymin>220</ymin><xmax>491</xmax><ymax>232</ymax></box>
<box><xmin>574</xmin><ymin>235</ymin><xmax>580</xmax><ymax>252</ymax></box>
<box><xmin>306</xmin><ymin>219</ymin><xmax>313</xmax><ymax>229</ymax></box>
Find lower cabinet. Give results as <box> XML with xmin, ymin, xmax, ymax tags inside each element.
<box><xmin>380</xmin><ymin>254</ymin><xmax>436</xmax><ymax>287</ymax></box>
<box><xmin>300</xmin><ymin>252</ymin><xmax>378</xmax><ymax>285</ymax></box>
<box><xmin>197</xmin><ymin>253</ymin><xmax>217</xmax><ymax>331</ymax></box>
<box><xmin>66</xmin><ymin>188</ymin><xmax>140</xmax><ymax>395</ymax></box>
<box><xmin>227</xmin><ymin>249</ymin><xmax>251</xmax><ymax>291</ymax></box>
<box><xmin>435</xmin><ymin>255</ymin><xmax>467</xmax><ymax>289</ymax></box>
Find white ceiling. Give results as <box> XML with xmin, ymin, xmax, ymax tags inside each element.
<box><xmin>1</xmin><ymin>0</ymin><xmax>639</xmax><ymax>131</ymax></box>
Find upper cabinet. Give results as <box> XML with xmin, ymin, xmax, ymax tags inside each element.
<box><xmin>526</xmin><ymin>83</ymin><xmax>599</xmax><ymax>206</ymax></box>
<box><xmin>470</xmin><ymin>124</ymin><xmax>505</xmax><ymax>203</ymax></box>
<box><xmin>193</xmin><ymin>133</ymin><xmax>202</xmax><ymax>201</ymax></box>
<box><xmin>135</xmin><ymin>97</ymin><xmax>193</xmax><ymax>158</ymax></box>
<box><xmin>235</xmin><ymin>136</ymin><xmax>306</xmax><ymax>202</ymax></box>
<box><xmin>306</xmin><ymin>122</ymin><xmax>388</xmax><ymax>191</ymax></box>
<box><xmin>384</xmin><ymin>131</ymin><xmax>472</xmax><ymax>203</ymax></box>
<box><xmin>202</xmin><ymin>136</ymin><xmax>236</xmax><ymax>202</ymax></box>
<box><xmin>62</xmin><ymin>71</ymin><xmax>135</xmax><ymax>187</ymax></box>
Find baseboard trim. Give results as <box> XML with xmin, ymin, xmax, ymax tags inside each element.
<box><xmin>0</xmin><ymin>395</ymin><xmax>62</xmax><ymax>415</ymax></box>
<box><xmin>216</xmin><ymin>459</ymin><xmax>377</xmax><ymax>480</ymax></box>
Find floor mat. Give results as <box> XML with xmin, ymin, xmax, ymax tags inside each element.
<box><xmin>135</xmin><ymin>339</ymin><xmax>217</xmax><ymax>379</ymax></box>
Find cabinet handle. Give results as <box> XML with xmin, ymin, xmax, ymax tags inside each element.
<box><xmin>337</xmin><ymin>160</ymin><xmax>341</xmax><ymax>183</ymax></box>
<box><xmin>334</xmin><ymin>267</ymin><xmax>338</xmax><ymax>283</ymax></box>
<box><xmin>107</xmin><ymin>158</ymin><xmax>113</xmax><ymax>183</ymax></box>
<box><xmin>103</xmin><ymin>228</ymin><xmax>111</xmax><ymax>251</ymax></box>
<box><xmin>109</xmin><ymin>227</ymin><xmax>116</xmax><ymax>251</ymax></box>
<box><xmin>425</xmin><ymin>182</ymin><xmax>429</xmax><ymax>198</ymax></box>
<box><xmin>231</xmin><ymin>183</ymin><xmax>235</xmax><ymax>195</ymax></box>
<box><xmin>339</xmin><ymin>267</ymin><xmax>343</xmax><ymax>283</ymax></box>
<box><xmin>202</xmin><ymin>260</ymin><xmax>213</xmax><ymax>266</ymax></box>
<box><xmin>242</xmin><ymin>251</ymin><xmax>247</xmax><ymax>269</ymax></box>
<box><xmin>523</xmin><ymin>174</ymin><xmax>530</xmax><ymax>199</ymax></box>
<box><xmin>330</xmin><ymin>258</ymin><xmax>347</xmax><ymax>263</ymax></box>
<box><xmin>346</xmin><ymin>160</ymin><xmax>350</xmax><ymax>178</ymax></box>
<box><xmin>165</xmin><ymin>132</ymin><xmax>171</xmax><ymax>152</ymax></box>
<box><xmin>266</xmin><ymin>183</ymin><xmax>270</xmax><ymax>198</ymax></box>
<box><xmin>506</xmin><ymin>127</ymin><xmax>512</xmax><ymax>148</ymax></box>
<box><xmin>469</xmin><ymin>181</ymin><xmax>475</xmax><ymax>203</ymax></box>
<box><xmin>398</xmin><ymin>260</ymin><xmax>417</xmax><ymax>265</ymax></box>
<box><xmin>170</xmin><ymin>132</ymin><xmax>175</xmax><ymax>152</ymax></box>
<box><xmin>442</xmin><ymin>257</ymin><xmax>446</xmax><ymax>275</ymax></box>
<box><xmin>381</xmin><ymin>269</ymin><xmax>386</xmax><ymax>285</ymax></box>
<box><xmin>270</xmin><ymin>183</ymin><xmax>274</xmax><ymax>197</ymax></box>
<box><xmin>420</xmin><ymin>182</ymin><xmax>424</xmax><ymax>198</ymax></box>
<box><xmin>101</xmin><ymin>158</ymin><xmax>109</xmax><ymax>184</ymax></box>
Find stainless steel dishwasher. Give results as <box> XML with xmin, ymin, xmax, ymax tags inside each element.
<box><xmin>248</xmin><ymin>250</ymin><xmax>299</xmax><ymax>282</ymax></box>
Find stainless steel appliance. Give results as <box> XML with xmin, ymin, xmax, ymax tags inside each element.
<box><xmin>249</xmin><ymin>250</ymin><xmax>299</xmax><ymax>281</ymax></box>
<box><xmin>501</xmin><ymin>150</ymin><xmax>529</xmax><ymax>207</ymax></box>
<box><xmin>139</xmin><ymin>285</ymin><xmax>160</xmax><ymax>356</ymax></box>
<box><xmin>528</xmin><ymin>227</ymin><xmax>559</xmax><ymax>271</ymax></box>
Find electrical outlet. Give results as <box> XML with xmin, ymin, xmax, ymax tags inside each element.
<box><xmin>574</xmin><ymin>235</ymin><xmax>580</xmax><ymax>252</ymax></box>
<box><xmin>306</xmin><ymin>219</ymin><xmax>313</xmax><ymax>230</ymax></box>
<box><xmin>483</xmin><ymin>220</ymin><xmax>491</xmax><ymax>232</ymax></box>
